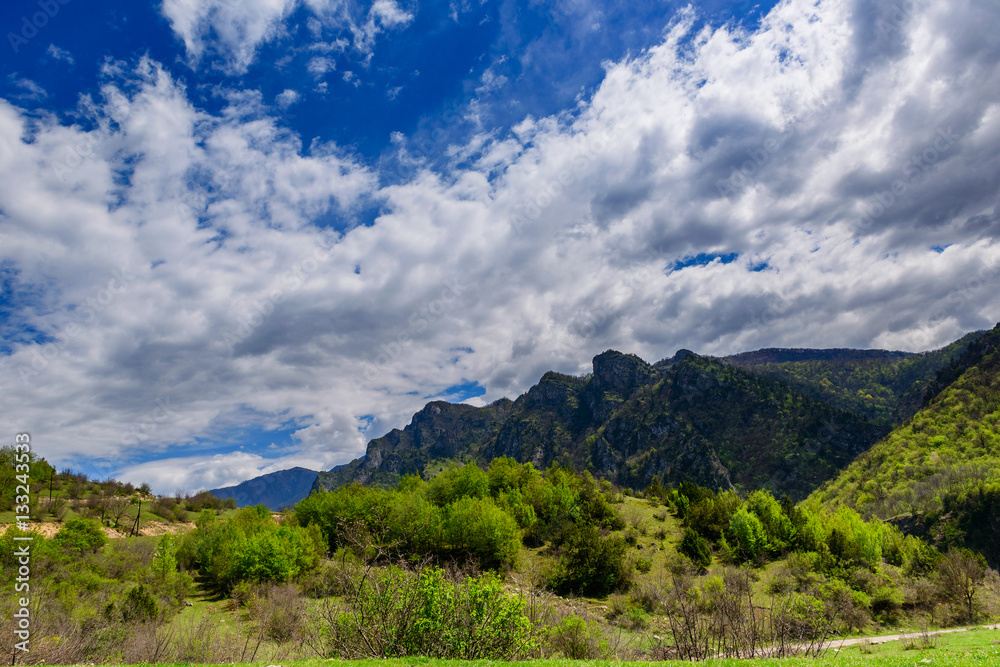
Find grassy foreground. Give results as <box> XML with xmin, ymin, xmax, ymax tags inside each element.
<box><xmin>95</xmin><ymin>627</ymin><xmax>1000</xmax><ymax>667</ymax></box>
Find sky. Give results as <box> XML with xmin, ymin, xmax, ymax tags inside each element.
<box><xmin>0</xmin><ymin>0</ymin><xmax>998</xmax><ymax>494</ymax></box>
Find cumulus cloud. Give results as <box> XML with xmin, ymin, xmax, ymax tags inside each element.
<box><xmin>161</xmin><ymin>0</ymin><xmax>413</xmax><ymax>72</ymax></box>
<box><xmin>2</xmin><ymin>0</ymin><xmax>999</xmax><ymax>492</ymax></box>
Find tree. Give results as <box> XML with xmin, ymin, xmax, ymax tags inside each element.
<box><xmin>54</xmin><ymin>517</ymin><xmax>108</xmax><ymax>554</ymax></box>
<box><xmin>728</xmin><ymin>507</ymin><xmax>768</xmax><ymax>563</ymax></box>
<box><xmin>443</xmin><ymin>496</ymin><xmax>520</xmax><ymax>569</ymax></box>
<box><xmin>679</xmin><ymin>528</ymin><xmax>712</xmax><ymax>568</ymax></box>
<box><xmin>937</xmin><ymin>548</ymin><xmax>987</xmax><ymax>623</ymax></box>
<box><xmin>550</xmin><ymin>524</ymin><xmax>632</xmax><ymax>597</ymax></box>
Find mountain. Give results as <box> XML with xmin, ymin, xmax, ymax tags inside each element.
<box><xmin>726</xmin><ymin>331</ymin><xmax>983</xmax><ymax>429</ymax></box>
<box><xmin>808</xmin><ymin>323</ymin><xmax>1000</xmax><ymax>566</ymax></box>
<box><xmin>316</xmin><ymin>349</ymin><xmax>886</xmax><ymax>501</ymax></box>
<box><xmin>209</xmin><ymin>467</ymin><xmax>318</xmax><ymax>511</ymax></box>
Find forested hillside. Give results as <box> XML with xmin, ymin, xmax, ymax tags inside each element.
<box><xmin>726</xmin><ymin>332</ymin><xmax>983</xmax><ymax>428</ymax></box>
<box><xmin>809</xmin><ymin>324</ymin><xmax>1000</xmax><ymax>567</ymax></box>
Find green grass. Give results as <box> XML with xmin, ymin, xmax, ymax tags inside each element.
<box><xmin>70</xmin><ymin>627</ymin><xmax>1000</xmax><ymax>666</ymax></box>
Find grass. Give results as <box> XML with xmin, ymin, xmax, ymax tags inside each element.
<box><xmin>63</xmin><ymin>627</ymin><xmax>1000</xmax><ymax>666</ymax></box>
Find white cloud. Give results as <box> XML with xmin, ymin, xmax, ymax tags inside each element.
<box><xmin>276</xmin><ymin>89</ymin><xmax>301</xmax><ymax>109</ymax></box>
<box><xmin>307</xmin><ymin>56</ymin><xmax>336</xmax><ymax>77</ymax></box>
<box><xmin>46</xmin><ymin>44</ymin><xmax>74</xmax><ymax>64</ymax></box>
<box><xmin>161</xmin><ymin>0</ymin><xmax>413</xmax><ymax>73</ymax></box>
<box><xmin>8</xmin><ymin>77</ymin><xmax>47</xmax><ymax>100</ymax></box>
<box><xmin>2</xmin><ymin>0</ymin><xmax>1000</xmax><ymax>493</ymax></box>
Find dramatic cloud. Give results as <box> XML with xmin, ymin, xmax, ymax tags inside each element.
<box><xmin>1</xmin><ymin>0</ymin><xmax>998</xmax><ymax>492</ymax></box>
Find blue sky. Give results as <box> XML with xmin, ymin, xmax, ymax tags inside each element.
<box><xmin>1</xmin><ymin>0</ymin><xmax>998</xmax><ymax>492</ymax></box>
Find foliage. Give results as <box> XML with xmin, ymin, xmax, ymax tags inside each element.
<box><xmin>679</xmin><ymin>527</ymin><xmax>712</xmax><ymax>568</ymax></box>
<box><xmin>549</xmin><ymin>524</ymin><xmax>633</xmax><ymax>597</ymax></box>
<box><xmin>296</xmin><ymin>458</ymin><xmax>622</xmax><ymax>572</ymax></box>
<box><xmin>727</xmin><ymin>333</ymin><xmax>980</xmax><ymax>428</ymax></box>
<box><xmin>442</xmin><ymin>496</ymin><xmax>520</xmax><ymax>569</ymax></box>
<box><xmin>727</xmin><ymin>506</ymin><xmax>769</xmax><ymax>563</ymax></box>
<box><xmin>810</xmin><ymin>324</ymin><xmax>1000</xmax><ymax>567</ymax></box>
<box><xmin>54</xmin><ymin>517</ymin><xmax>108</xmax><ymax>554</ymax></box>
<box><xmin>178</xmin><ymin>505</ymin><xmax>324</xmax><ymax>591</ymax></box>
<box><xmin>319</xmin><ymin>563</ymin><xmax>535</xmax><ymax>659</ymax></box>
<box><xmin>936</xmin><ymin>548</ymin><xmax>988</xmax><ymax>623</ymax></box>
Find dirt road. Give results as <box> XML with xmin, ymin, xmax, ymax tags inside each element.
<box><xmin>827</xmin><ymin>623</ymin><xmax>1000</xmax><ymax>650</ymax></box>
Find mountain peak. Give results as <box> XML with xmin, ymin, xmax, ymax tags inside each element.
<box><xmin>590</xmin><ymin>350</ymin><xmax>657</xmax><ymax>395</ymax></box>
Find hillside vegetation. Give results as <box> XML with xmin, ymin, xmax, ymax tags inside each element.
<box><xmin>4</xmin><ymin>451</ymin><xmax>1000</xmax><ymax>664</ymax></box>
<box><xmin>810</xmin><ymin>324</ymin><xmax>1000</xmax><ymax>567</ymax></box>
<box><xmin>726</xmin><ymin>332</ymin><xmax>982</xmax><ymax>429</ymax></box>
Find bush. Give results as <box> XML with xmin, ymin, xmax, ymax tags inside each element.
<box><xmin>550</xmin><ymin>524</ymin><xmax>633</xmax><ymax>597</ymax></box>
<box><xmin>320</xmin><ymin>564</ymin><xmax>535</xmax><ymax>659</ymax></box>
<box><xmin>411</xmin><ymin>568</ymin><xmax>535</xmax><ymax>659</ymax></box>
<box><xmin>179</xmin><ymin>506</ymin><xmax>324</xmax><ymax>591</ymax></box>
<box><xmin>426</xmin><ymin>464</ymin><xmax>490</xmax><ymax>506</ymax></box>
<box><xmin>442</xmin><ymin>496</ymin><xmax>520</xmax><ymax>569</ymax></box>
<box><xmin>54</xmin><ymin>517</ymin><xmax>108</xmax><ymax>554</ymax></box>
<box><xmin>680</xmin><ymin>527</ymin><xmax>712</xmax><ymax>568</ymax></box>
<box><xmin>728</xmin><ymin>507</ymin><xmax>769</xmax><ymax>563</ymax></box>
<box><xmin>547</xmin><ymin>614</ymin><xmax>607</xmax><ymax>659</ymax></box>
<box><xmin>119</xmin><ymin>584</ymin><xmax>158</xmax><ymax>623</ymax></box>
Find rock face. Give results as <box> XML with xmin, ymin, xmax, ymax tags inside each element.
<box><xmin>210</xmin><ymin>467</ymin><xmax>319</xmax><ymax>511</ymax></box>
<box><xmin>315</xmin><ymin>348</ymin><xmax>898</xmax><ymax>501</ymax></box>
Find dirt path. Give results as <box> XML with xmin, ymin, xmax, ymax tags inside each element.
<box><xmin>826</xmin><ymin>623</ymin><xmax>1000</xmax><ymax>650</ymax></box>
<box><xmin>10</xmin><ymin>519</ymin><xmax>195</xmax><ymax>539</ymax></box>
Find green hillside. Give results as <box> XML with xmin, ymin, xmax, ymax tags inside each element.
<box><xmin>727</xmin><ymin>332</ymin><xmax>983</xmax><ymax>428</ymax></box>
<box><xmin>809</xmin><ymin>324</ymin><xmax>1000</xmax><ymax>566</ymax></box>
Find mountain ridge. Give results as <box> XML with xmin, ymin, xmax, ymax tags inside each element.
<box><xmin>315</xmin><ymin>347</ymin><xmax>904</xmax><ymax>500</ymax></box>
<box><xmin>209</xmin><ymin>466</ymin><xmax>318</xmax><ymax>511</ymax></box>
<box><xmin>211</xmin><ymin>331</ymin><xmax>984</xmax><ymax>510</ymax></box>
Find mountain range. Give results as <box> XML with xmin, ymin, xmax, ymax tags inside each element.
<box><xmin>208</xmin><ymin>466</ymin><xmax>318</xmax><ymax>511</ymax></box>
<box><xmin>217</xmin><ymin>325</ymin><xmax>997</xmax><ymax>559</ymax></box>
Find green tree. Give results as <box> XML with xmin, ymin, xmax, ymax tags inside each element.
<box><xmin>679</xmin><ymin>527</ymin><xmax>712</xmax><ymax>568</ymax></box>
<box><xmin>54</xmin><ymin>517</ymin><xmax>107</xmax><ymax>554</ymax></box>
<box><xmin>937</xmin><ymin>548</ymin><xmax>987</xmax><ymax>623</ymax></box>
<box><xmin>727</xmin><ymin>507</ymin><xmax>768</xmax><ymax>563</ymax></box>
<box><xmin>442</xmin><ymin>496</ymin><xmax>520</xmax><ymax>569</ymax></box>
<box><xmin>550</xmin><ymin>524</ymin><xmax>632</xmax><ymax>597</ymax></box>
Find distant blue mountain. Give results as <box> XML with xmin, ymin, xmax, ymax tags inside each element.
<box><xmin>209</xmin><ymin>467</ymin><xmax>318</xmax><ymax>511</ymax></box>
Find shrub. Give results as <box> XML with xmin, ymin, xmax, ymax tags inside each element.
<box><xmin>936</xmin><ymin>547</ymin><xmax>987</xmax><ymax>623</ymax></box>
<box><xmin>728</xmin><ymin>507</ymin><xmax>768</xmax><ymax>564</ymax></box>
<box><xmin>442</xmin><ymin>496</ymin><xmax>520</xmax><ymax>569</ymax></box>
<box><xmin>119</xmin><ymin>584</ymin><xmax>158</xmax><ymax>623</ymax></box>
<box><xmin>179</xmin><ymin>506</ymin><xmax>324</xmax><ymax>591</ymax></box>
<box><xmin>54</xmin><ymin>517</ymin><xmax>108</xmax><ymax>554</ymax></box>
<box><xmin>426</xmin><ymin>464</ymin><xmax>490</xmax><ymax>506</ymax></box>
<box><xmin>321</xmin><ymin>564</ymin><xmax>535</xmax><ymax>659</ymax></box>
<box><xmin>679</xmin><ymin>527</ymin><xmax>712</xmax><ymax>568</ymax></box>
<box><xmin>550</xmin><ymin>524</ymin><xmax>633</xmax><ymax>597</ymax></box>
<box><xmin>547</xmin><ymin>614</ymin><xmax>606</xmax><ymax>659</ymax></box>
